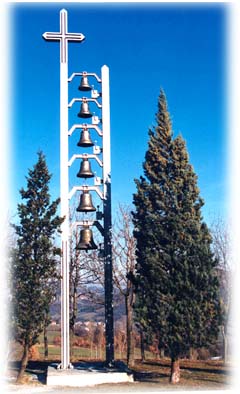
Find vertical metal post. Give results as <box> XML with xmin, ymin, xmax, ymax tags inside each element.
<box><xmin>60</xmin><ymin>59</ymin><xmax>70</xmax><ymax>370</ymax></box>
<box><xmin>101</xmin><ymin>65</ymin><xmax>114</xmax><ymax>366</ymax></box>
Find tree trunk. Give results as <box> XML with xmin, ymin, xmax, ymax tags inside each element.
<box><xmin>70</xmin><ymin>288</ymin><xmax>78</xmax><ymax>360</ymax></box>
<box><xmin>70</xmin><ymin>326</ymin><xmax>75</xmax><ymax>359</ymax></box>
<box><xmin>126</xmin><ymin>291</ymin><xmax>135</xmax><ymax>367</ymax></box>
<box><xmin>160</xmin><ymin>348</ymin><xmax>165</xmax><ymax>358</ymax></box>
<box><xmin>221</xmin><ymin>325</ymin><xmax>228</xmax><ymax>363</ymax></box>
<box><xmin>189</xmin><ymin>347</ymin><xmax>198</xmax><ymax>360</ymax></box>
<box><xmin>170</xmin><ymin>357</ymin><xmax>180</xmax><ymax>384</ymax></box>
<box><xmin>16</xmin><ymin>342</ymin><xmax>29</xmax><ymax>383</ymax></box>
<box><xmin>140</xmin><ymin>327</ymin><xmax>146</xmax><ymax>362</ymax></box>
<box><xmin>90</xmin><ymin>342</ymin><xmax>93</xmax><ymax>359</ymax></box>
<box><xmin>44</xmin><ymin>324</ymin><xmax>48</xmax><ymax>359</ymax></box>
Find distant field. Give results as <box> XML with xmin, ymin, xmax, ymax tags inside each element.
<box><xmin>9</xmin><ymin>329</ymin><xmax>224</xmax><ymax>364</ymax></box>
<box><xmin>38</xmin><ymin>329</ymin><xmax>60</xmax><ymax>344</ymax></box>
<box><xmin>9</xmin><ymin>329</ymin><xmax>154</xmax><ymax>362</ymax></box>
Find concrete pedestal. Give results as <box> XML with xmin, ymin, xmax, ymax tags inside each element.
<box><xmin>47</xmin><ymin>361</ymin><xmax>134</xmax><ymax>388</ymax></box>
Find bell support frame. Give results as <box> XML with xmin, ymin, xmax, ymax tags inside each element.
<box><xmin>68</xmin><ymin>124</ymin><xmax>103</xmax><ymax>137</ymax></box>
<box><xmin>68</xmin><ymin>71</ymin><xmax>102</xmax><ymax>83</ymax></box>
<box><xmin>68</xmin><ymin>97</ymin><xmax>102</xmax><ymax>109</ymax></box>
<box><xmin>69</xmin><ymin>185</ymin><xmax>104</xmax><ymax>201</ymax></box>
<box><xmin>68</xmin><ymin>153</ymin><xmax>103</xmax><ymax>167</ymax></box>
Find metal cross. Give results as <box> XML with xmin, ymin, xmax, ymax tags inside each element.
<box><xmin>42</xmin><ymin>9</ymin><xmax>85</xmax><ymax>63</ymax></box>
<box><xmin>42</xmin><ymin>8</ymin><xmax>85</xmax><ymax>369</ymax></box>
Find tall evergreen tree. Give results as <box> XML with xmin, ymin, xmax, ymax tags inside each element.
<box><xmin>132</xmin><ymin>90</ymin><xmax>222</xmax><ymax>383</ymax></box>
<box><xmin>11</xmin><ymin>152</ymin><xmax>63</xmax><ymax>382</ymax></box>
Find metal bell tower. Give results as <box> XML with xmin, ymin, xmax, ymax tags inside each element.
<box><xmin>43</xmin><ymin>9</ymin><xmax>114</xmax><ymax>369</ymax></box>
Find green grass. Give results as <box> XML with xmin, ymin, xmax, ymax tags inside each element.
<box><xmin>38</xmin><ymin>344</ymin><xmax>94</xmax><ymax>358</ymax></box>
<box><xmin>38</xmin><ymin>330</ymin><xmax>59</xmax><ymax>344</ymax></box>
<box><xmin>8</xmin><ymin>356</ymin><xmax>230</xmax><ymax>389</ymax></box>
<box><xmin>8</xmin><ymin>330</ymin><xmax>231</xmax><ymax>389</ymax></box>
<box><xmin>8</xmin><ymin>334</ymin><xmax>231</xmax><ymax>389</ymax></box>
<box><xmin>132</xmin><ymin>358</ymin><xmax>231</xmax><ymax>389</ymax></box>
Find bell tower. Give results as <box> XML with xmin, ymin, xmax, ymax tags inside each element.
<box><xmin>43</xmin><ymin>9</ymin><xmax>114</xmax><ymax>369</ymax></box>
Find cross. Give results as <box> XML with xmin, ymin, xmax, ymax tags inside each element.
<box><xmin>42</xmin><ymin>9</ymin><xmax>85</xmax><ymax>63</ymax></box>
<box><xmin>42</xmin><ymin>8</ymin><xmax>86</xmax><ymax>370</ymax></box>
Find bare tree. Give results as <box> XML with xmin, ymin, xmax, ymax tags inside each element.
<box><xmin>78</xmin><ymin>204</ymin><xmax>137</xmax><ymax>366</ymax></box>
<box><xmin>69</xmin><ymin>203</ymin><xmax>137</xmax><ymax>366</ymax></box>
<box><xmin>112</xmin><ymin>204</ymin><xmax>136</xmax><ymax>367</ymax></box>
<box><xmin>115</xmin><ymin>320</ymin><xmax>127</xmax><ymax>359</ymax></box>
<box><xmin>210</xmin><ymin>216</ymin><xmax>231</xmax><ymax>363</ymax></box>
<box><xmin>93</xmin><ymin>323</ymin><xmax>105</xmax><ymax>359</ymax></box>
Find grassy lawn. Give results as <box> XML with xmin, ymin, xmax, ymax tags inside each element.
<box><xmin>7</xmin><ymin>334</ymin><xmax>231</xmax><ymax>389</ymax></box>
<box><xmin>132</xmin><ymin>358</ymin><xmax>231</xmax><ymax>389</ymax></box>
<box><xmin>7</xmin><ymin>358</ymin><xmax>231</xmax><ymax>390</ymax></box>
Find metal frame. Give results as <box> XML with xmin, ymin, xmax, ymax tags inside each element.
<box><xmin>68</xmin><ymin>154</ymin><xmax>103</xmax><ymax>168</ymax></box>
<box><xmin>69</xmin><ymin>185</ymin><xmax>104</xmax><ymax>201</ymax></box>
<box><xmin>43</xmin><ymin>9</ymin><xmax>114</xmax><ymax>370</ymax></box>
<box><xmin>68</xmin><ymin>97</ymin><xmax>102</xmax><ymax>109</ymax></box>
<box><xmin>71</xmin><ymin>220</ymin><xmax>104</xmax><ymax>236</ymax></box>
<box><xmin>101</xmin><ymin>66</ymin><xmax>114</xmax><ymax>366</ymax></box>
<box><xmin>68</xmin><ymin>72</ymin><xmax>102</xmax><ymax>83</ymax></box>
<box><xmin>68</xmin><ymin>124</ymin><xmax>103</xmax><ymax>137</ymax></box>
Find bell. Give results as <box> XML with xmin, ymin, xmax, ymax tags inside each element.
<box><xmin>77</xmin><ymin>190</ymin><xmax>96</xmax><ymax>212</ymax></box>
<box><xmin>76</xmin><ymin>227</ymin><xmax>98</xmax><ymax>250</ymax></box>
<box><xmin>78</xmin><ymin>101</ymin><xmax>92</xmax><ymax>118</ymax></box>
<box><xmin>77</xmin><ymin>128</ymin><xmax>94</xmax><ymax>147</ymax></box>
<box><xmin>78</xmin><ymin>75</ymin><xmax>92</xmax><ymax>91</ymax></box>
<box><xmin>77</xmin><ymin>158</ymin><xmax>94</xmax><ymax>178</ymax></box>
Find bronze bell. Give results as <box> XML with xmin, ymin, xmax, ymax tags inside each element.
<box><xmin>78</xmin><ymin>100</ymin><xmax>92</xmax><ymax>118</ymax></box>
<box><xmin>77</xmin><ymin>190</ymin><xmax>96</xmax><ymax>212</ymax></box>
<box><xmin>77</xmin><ymin>158</ymin><xmax>94</xmax><ymax>178</ymax></box>
<box><xmin>78</xmin><ymin>75</ymin><xmax>92</xmax><ymax>91</ymax></box>
<box><xmin>77</xmin><ymin>128</ymin><xmax>94</xmax><ymax>147</ymax></box>
<box><xmin>76</xmin><ymin>227</ymin><xmax>98</xmax><ymax>251</ymax></box>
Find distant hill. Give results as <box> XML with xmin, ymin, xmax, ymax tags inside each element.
<box><xmin>50</xmin><ymin>287</ymin><xmax>125</xmax><ymax>324</ymax></box>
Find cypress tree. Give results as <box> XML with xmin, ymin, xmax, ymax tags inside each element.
<box><xmin>11</xmin><ymin>151</ymin><xmax>63</xmax><ymax>382</ymax></box>
<box><xmin>132</xmin><ymin>90</ymin><xmax>222</xmax><ymax>383</ymax></box>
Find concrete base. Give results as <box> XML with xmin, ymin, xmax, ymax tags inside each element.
<box><xmin>47</xmin><ymin>361</ymin><xmax>134</xmax><ymax>388</ymax></box>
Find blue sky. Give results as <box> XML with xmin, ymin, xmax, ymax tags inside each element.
<box><xmin>10</xmin><ymin>2</ymin><xmax>227</xmax><ymax>224</ymax></box>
